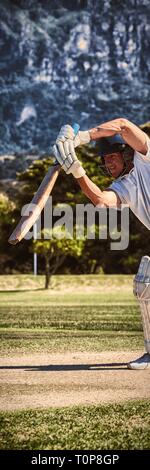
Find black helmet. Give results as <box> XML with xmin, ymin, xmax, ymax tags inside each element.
<box><xmin>98</xmin><ymin>135</ymin><xmax>134</xmax><ymax>177</ymax></box>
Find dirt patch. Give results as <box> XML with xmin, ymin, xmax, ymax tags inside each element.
<box><xmin>0</xmin><ymin>351</ymin><xmax>150</xmax><ymax>411</ymax></box>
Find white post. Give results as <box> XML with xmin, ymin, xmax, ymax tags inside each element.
<box><xmin>33</xmin><ymin>223</ymin><xmax>37</xmax><ymax>276</ymax></box>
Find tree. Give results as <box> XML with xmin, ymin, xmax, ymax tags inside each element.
<box><xmin>0</xmin><ymin>193</ymin><xmax>16</xmax><ymax>272</ymax></box>
<box><xmin>0</xmin><ymin>192</ymin><xmax>15</xmax><ymax>225</ymax></box>
<box><xmin>32</xmin><ymin>227</ymin><xmax>85</xmax><ymax>289</ymax></box>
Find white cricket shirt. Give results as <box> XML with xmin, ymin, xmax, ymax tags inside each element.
<box><xmin>109</xmin><ymin>138</ymin><xmax>150</xmax><ymax>230</ymax></box>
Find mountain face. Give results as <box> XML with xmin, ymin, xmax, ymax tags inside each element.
<box><xmin>0</xmin><ymin>0</ymin><xmax>149</xmax><ymax>168</ymax></box>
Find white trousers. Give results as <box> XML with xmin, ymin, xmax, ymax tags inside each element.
<box><xmin>133</xmin><ymin>256</ymin><xmax>150</xmax><ymax>354</ymax></box>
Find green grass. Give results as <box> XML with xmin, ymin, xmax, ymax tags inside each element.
<box><xmin>0</xmin><ymin>329</ymin><xmax>143</xmax><ymax>353</ymax></box>
<box><xmin>0</xmin><ymin>304</ymin><xmax>139</xmax><ymax>329</ymax></box>
<box><xmin>0</xmin><ymin>274</ymin><xmax>142</xmax><ymax>353</ymax></box>
<box><xmin>0</xmin><ymin>401</ymin><xmax>149</xmax><ymax>450</ymax></box>
<box><xmin>0</xmin><ymin>276</ymin><xmax>148</xmax><ymax>451</ymax></box>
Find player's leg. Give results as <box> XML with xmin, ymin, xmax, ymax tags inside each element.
<box><xmin>127</xmin><ymin>256</ymin><xmax>150</xmax><ymax>369</ymax></box>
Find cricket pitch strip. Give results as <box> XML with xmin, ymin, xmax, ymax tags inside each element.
<box><xmin>0</xmin><ymin>351</ymin><xmax>150</xmax><ymax>411</ymax></box>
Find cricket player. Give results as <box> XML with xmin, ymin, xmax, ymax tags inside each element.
<box><xmin>53</xmin><ymin>118</ymin><xmax>150</xmax><ymax>369</ymax></box>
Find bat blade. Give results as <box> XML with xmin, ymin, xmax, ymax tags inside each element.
<box><xmin>8</xmin><ymin>122</ymin><xmax>80</xmax><ymax>245</ymax></box>
<box><xmin>8</xmin><ymin>164</ymin><xmax>60</xmax><ymax>245</ymax></box>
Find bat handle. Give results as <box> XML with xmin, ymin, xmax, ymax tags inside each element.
<box><xmin>72</xmin><ymin>122</ymin><xmax>80</xmax><ymax>136</ymax></box>
<box><xmin>53</xmin><ymin>122</ymin><xmax>80</xmax><ymax>165</ymax></box>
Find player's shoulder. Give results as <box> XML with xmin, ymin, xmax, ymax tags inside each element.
<box><xmin>134</xmin><ymin>136</ymin><xmax>150</xmax><ymax>163</ymax></box>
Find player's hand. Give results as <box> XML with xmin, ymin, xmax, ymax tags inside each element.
<box><xmin>95</xmin><ymin>122</ymin><xmax>122</xmax><ymax>137</ymax></box>
<box><xmin>56</xmin><ymin>124</ymin><xmax>90</xmax><ymax>149</ymax></box>
<box><xmin>52</xmin><ymin>142</ymin><xmax>86</xmax><ymax>179</ymax></box>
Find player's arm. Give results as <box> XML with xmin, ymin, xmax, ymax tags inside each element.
<box><xmin>55</xmin><ymin>119</ymin><xmax>148</xmax><ymax>156</ymax></box>
<box><xmin>89</xmin><ymin>118</ymin><xmax>148</xmax><ymax>155</ymax></box>
<box><xmin>76</xmin><ymin>174</ymin><xmax>121</xmax><ymax>208</ymax></box>
<box><xmin>52</xmin><ymin>143</ymin><xmax>121</xmax><ymax>208</ymax></box>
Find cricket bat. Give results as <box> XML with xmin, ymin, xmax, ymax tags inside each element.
<box><xmin>8</xmin><ymin>123</ymin><xmax>79</xmax><ymax>245</ymax></box>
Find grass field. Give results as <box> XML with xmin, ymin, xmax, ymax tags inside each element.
<box><xmin>0</xmin><ymin>401</ymin><xmax>149</xmax><ymax>450</ymax></box>
<box><xmin>0</xmin><ymin>274</ymin><xmax>143</xmax><ymax>354</ymax></box>
<box><xmin>0</xmin><ymin>274</ymin><xmax>149</xmax><ymax>450</ymax></box>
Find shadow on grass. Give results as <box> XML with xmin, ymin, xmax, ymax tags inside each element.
<box><xmin>0</xmin><ymin>289</ymin><xmax>45</xmax><ymax>293</ymax></box>
<box><xmin>0</xmin><ymin>362</ymin><xmax>128</xmax><ymax>371</ymax></box>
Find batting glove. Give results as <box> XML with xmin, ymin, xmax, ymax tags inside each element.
<box><xmin>56</xmin><ymin>124</ymin><xmax>90</xmax><ymax>148</ymax></box>
<box><xmin>53</xmin><ymin>143</ymin><xmax>86</xmax><ymax>179</ymax></box>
